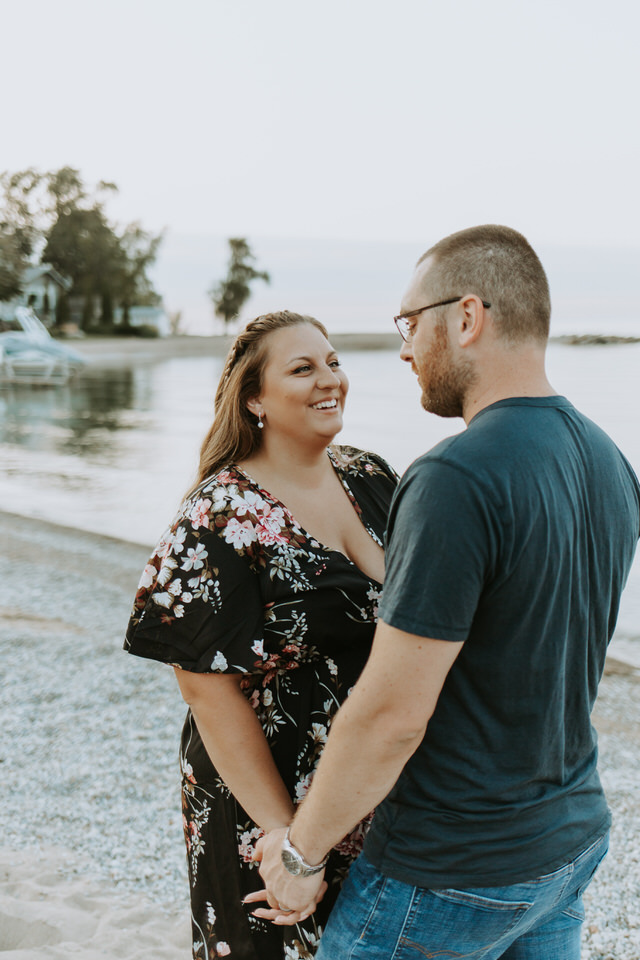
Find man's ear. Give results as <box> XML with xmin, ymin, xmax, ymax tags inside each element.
<box><xmin>457</xmin><ymin>295</ymin><xmax>487</xmax><ymax>348</ymax></box>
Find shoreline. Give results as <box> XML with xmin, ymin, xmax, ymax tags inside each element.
<box><xmin>68</xmin><ymin>332</ymin><xmax>402</xmax><ymax>368</ymax></box>
<box><xmin>63</xmin><ymin>331</ymin><xmax>640</xmax><ymax>370</ymax></box>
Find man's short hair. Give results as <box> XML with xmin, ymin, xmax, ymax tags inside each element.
<box><xmin>418</xmin><ymin>225</ymin><xmax>551</xmax><ymax>343</ymax></box>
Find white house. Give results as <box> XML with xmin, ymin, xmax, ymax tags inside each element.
<box><xmin>19</xmin><ymin>264</ymin><xmax>72</xmax><ymax>321</ymax></box>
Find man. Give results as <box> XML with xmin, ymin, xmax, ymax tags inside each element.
<box><xmin>254</xmin><ymin>225</ymin><xmax>640</xmax><ymax>959</ymax></box>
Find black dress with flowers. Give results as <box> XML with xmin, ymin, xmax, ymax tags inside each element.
<box><xmin>125</xmin><ymin>446</ymin><xmax>397</xmax><ymax>960</ymax></box>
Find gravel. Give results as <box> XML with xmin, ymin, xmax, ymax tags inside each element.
<box><xmin>0</xmin><ymin>512</ymin><xmax>188</xmax><ymax>913</ymax></box>
<box><xmin>1</xmin><ymin>510</ymin><xmax>638</xmax><ymax>956</ymax></box>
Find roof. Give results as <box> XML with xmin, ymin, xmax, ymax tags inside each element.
<box><xmin>22</xmin><ymin>264</ymin><xmax>73</xmax><ymax>291</ymax></box>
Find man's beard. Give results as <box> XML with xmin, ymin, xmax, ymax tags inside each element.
<box><xmin>419</xmin><ymin>323</ymin><xmax>476</xmax><ymax>419</ymax></box>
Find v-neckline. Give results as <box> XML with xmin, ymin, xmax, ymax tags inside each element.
<box><xmin>232</xmin><ymin>450</ymin><xmax>384</xmax><ymax>585</ymax></box>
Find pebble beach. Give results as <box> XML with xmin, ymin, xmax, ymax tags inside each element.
<box><xmin>1</xmin><ymin>509</ymin><xmax>639</xmax><ymax>958</ymax></box>
<box><xmin>1</xmin><ymin>334</ymin><xmax>640</xmax><ymax>958</ymax></box>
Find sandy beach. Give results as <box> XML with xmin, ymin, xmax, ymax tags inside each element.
<box><xmin>1</xmin><ymin>505</ymin><xmax>639</xmax><ymax>957</ymax></box>
<box><xmin>67</xmin><ymin>331</ymin><xmax>402</xmax><ymax>369</ymax></box>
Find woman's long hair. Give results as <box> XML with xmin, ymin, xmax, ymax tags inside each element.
<box><xmin>188</xmin><ymin>311</ymin><xmax>328</xmax><ymax>495</ymax></box>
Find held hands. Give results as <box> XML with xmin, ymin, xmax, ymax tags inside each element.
<box><xmin>245</xmin><ymin>828</ymin><xmax>327</xmax><ymax>926</ymax></box>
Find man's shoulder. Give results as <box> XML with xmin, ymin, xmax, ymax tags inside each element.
<box><xmin>402</xmin><ymin>397</ymin><xmax>590</xmax><ymax>490</ymax></box>
<box><xmin>405</xmin><ymin>396</ymin><xmax>640</xmax><ymax>505</ymax></box>
<box><xmin>404</xmin><ymin>423</ymin><xmax>496</xmax><ymax>484</ymax></box>
<box><xmin>399</xmin><ymin>436</ymin><xmax>493</xmax><ymax>509</ymax></box>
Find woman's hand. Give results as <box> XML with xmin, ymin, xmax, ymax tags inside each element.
<box><xmin>243</xmin><ymin>883</ymin><xmax>327</xmax><ymax>926</ymax></box>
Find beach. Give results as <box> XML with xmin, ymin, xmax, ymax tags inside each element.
<box><xmin>0</xmin><ymin>507</ymin><xmax>639</xmax><ymax>959</ymax></box>
<box><xmin>68</xmin><ymin>331</ymin><xmax>403</xmax><ymax>367</ymax></box>
<box><xmin>0</xmin><ymin>511</ymin><xmax>192</xmax><ymax>957</ymax></box>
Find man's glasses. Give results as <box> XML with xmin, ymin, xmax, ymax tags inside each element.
<box><xmin>394</xmin><ymin>297</ymin><xmax>491</xmax><ymax>342</ymax></box>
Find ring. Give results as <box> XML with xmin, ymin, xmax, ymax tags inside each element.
<box><xmin>277</xmin><ymin>902</ymin><xmax>294</xmax><ymax>913</ymax></box>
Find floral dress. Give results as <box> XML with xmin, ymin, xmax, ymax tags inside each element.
<box><xmin>124</xmin><ymin>446</ymin><xmax>398</xmax><ymax>960</ymax></box>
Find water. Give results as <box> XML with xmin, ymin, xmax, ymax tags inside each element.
<box><xmin>1</xmin><ymin>342</ymin><xmax>640</xmax><ymax>652</ymax></box>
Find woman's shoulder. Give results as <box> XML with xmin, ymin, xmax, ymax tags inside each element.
<box><xmin>330</xmin><ymin>445</ymin><xmax>399</xmax><ymax>484</ymax></box>
<box><xmin>183</xmin><ymin>464</ymin><xmax>254</xmax><ymax>507</ymax></box>
<box><xmin>156</xmin><ymin>463</ymin><xmax>298</xmax><ymax>570</ymax></box>
<box><xmin>172</xmin><ymin>464</ymin><xmax>267</xmax><ymax>534</ymax></box>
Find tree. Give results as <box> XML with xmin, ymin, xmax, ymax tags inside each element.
<box><xmin>209</xmin><ymin>238</ymin><xmax>270</xmax><ymax>330</ymax></box>
<box><xmin>0</xmin><ymin>168</ymin><xmax>42</xmax><ymax>301</ymax></box>
<box><xmin>0</xmin><ymin>228</ymin><xmax>26</xmax><ymax>301</ymax></box>
<box><xmin>42</xmin><ymin>205</ymin><xmax>123</xmax><ymax>327</ymax></box>
<box><xmin>116</xmin><ymin>222</ymin><xmax>164</xmax><ymax>325</ymax></box>
<box><xmin>0</xmin><ymin>166</ymin><xmax>163</xmax><ymax>330</ymax></box>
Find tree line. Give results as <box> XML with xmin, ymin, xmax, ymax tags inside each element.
<box><xmin>0</xmin><ymin>166</ymin><xmax>272</xmax><ymax>335</ymax></box>
<box><xmin>0</xmin><ymin>167</ymin><xmax>162</xmax><ymax>330</ymax></box>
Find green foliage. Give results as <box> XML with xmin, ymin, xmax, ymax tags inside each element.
<box><xmin>0</xmin><ymin>169</ymin><xmax>41</xmax><ymax>301</ymax></box>
<box><xmin>128</xmin><ymin>323</ymin><xmax>159</xmax><ymax>338</ymax></box>
<box><xmin>116</xmin><ymin>222</ymin><xmax>163</xmax><ymax>319</ymax></box>
<box><xmin>209</xmin><ymin>238</ymin><xmax>270</xmax><ymax>329</ymax></box>
<box><xmin>0</xmin><ymin>166</ymin><xmax>163</xmax><ymax>328</ymax></box>
<box><xmin>86</xmin><ymin>322</ymin><xmax>160</xmax><ymax>338</ymax></box>
<box><xmin>0</xmin><ymin>230</ymin><xmax>25</xmax><ymax>301</ymax></box>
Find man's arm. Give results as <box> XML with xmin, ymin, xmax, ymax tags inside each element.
<box><xmin>255</xmin><ymin>619</ymin><xmax>463</xmax><ymax>915</ymax></box>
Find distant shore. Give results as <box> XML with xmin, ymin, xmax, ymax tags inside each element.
<box><xmin>68</xmin><ymin>332</ymin><xmax>402</xmax><ymax>368</ymax></box>
<box><xmin>66</xmin><ymin>331</ymin><xmax>640</xmax><ymax>370</ymax></box>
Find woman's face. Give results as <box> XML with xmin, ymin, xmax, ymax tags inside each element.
<box><xmin>251</xmin><ymin>323</ymin><xmax>349</xmax><ymax>445</ymax></box>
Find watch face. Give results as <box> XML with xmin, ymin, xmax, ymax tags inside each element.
<box><xmin>281</xmin><ymin>846</ymin><xmax>303</xmax><ymax>876</ymax></box>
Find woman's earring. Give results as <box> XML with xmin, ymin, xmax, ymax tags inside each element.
<box><xmin>257</xmin><ymin>412</ymin><xmax>264</xmax><ymax>429</ymax></box>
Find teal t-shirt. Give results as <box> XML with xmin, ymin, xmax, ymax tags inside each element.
<box><xmin>365</xmin><ymin>396</ymin><xmax>640</xmax><ymax>888</ymax></box>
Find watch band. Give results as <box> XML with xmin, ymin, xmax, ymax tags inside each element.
<box><xmin>280</xmin><ymin>827</ymin><xmax>329</xmax><ymax>877</ymax></box>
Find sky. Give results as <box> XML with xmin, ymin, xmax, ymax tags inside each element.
<box><xmin>2</xmin><ymin>0</ymin><xmax>639</xmax><ymax>331</ymax></box>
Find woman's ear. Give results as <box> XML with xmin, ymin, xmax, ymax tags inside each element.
<box><xmin>246</xmin><ymin>396</ymin><xmax>262</xmax><ymax>417</ymax></box>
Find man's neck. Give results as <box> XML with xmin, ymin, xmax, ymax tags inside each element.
<box><xmin>462</xmin><ymin>345</ymin><xmax>556</xmax><ymax>425</ymax></box>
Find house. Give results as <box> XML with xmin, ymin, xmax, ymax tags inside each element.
<box><xmin>10</xmin><ymin>264</ymin><xmax>72</xmax><ymax>323</ymax></box>
<box><xmin>0</xmin><ymin>264</ymin><xmax>171</xmax><ymax>336</ymax></box>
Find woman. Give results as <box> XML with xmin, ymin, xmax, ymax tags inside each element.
<box><xmin>125</xmin><ymin>311</ymin><xmax>397</xmax><ymax>960</ymax></box>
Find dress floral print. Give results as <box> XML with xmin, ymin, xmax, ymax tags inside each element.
<box><xmin>125</xmin><ymin>446</ymin><xmax>398</xmax><ymax>960</ymax></box>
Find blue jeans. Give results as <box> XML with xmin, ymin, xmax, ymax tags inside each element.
<box><xmin>316</xmin><ymin>832</ymin><xmax>608</xmax><ymax>960</ymax></box>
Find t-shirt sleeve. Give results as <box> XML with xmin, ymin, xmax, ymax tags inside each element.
<box><xmin>379</xmin><ymin>457</ymin><xmax>498</xmax><ymax>642</ymax></box>
<box><xmin>124</xmin><ymin>507</ymin><xmax>265</xmax><ymax>674</ymax></box>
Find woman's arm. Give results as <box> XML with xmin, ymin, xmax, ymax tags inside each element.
<box><xmin>174</xmin><ymin>668</ymin><xmax>295</xmax><ymax>832</ymax></box>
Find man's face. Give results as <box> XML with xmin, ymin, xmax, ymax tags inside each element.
<box><xmin>399</xmin><ymin>259</ymin><xmax>475</xmax><ymax>419</ymax></box>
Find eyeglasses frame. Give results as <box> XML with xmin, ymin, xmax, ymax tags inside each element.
<box><xmin>394</xmin><ymin>296</ymin><xmax>491</xmax><ymax>342</ymax></box>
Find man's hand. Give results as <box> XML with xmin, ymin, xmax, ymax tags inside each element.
<box><xmin>250</xmin><ymin>828</ymin><xmax>327</xmax><ymax>925</ymax></box>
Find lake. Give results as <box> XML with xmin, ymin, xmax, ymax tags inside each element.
<box><xmin>1</xmin><ymin>341</ymin><xmax>640</xmax><ymax>656</ymax></box>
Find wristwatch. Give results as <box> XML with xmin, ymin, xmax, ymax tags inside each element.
<box><xmin>280</xmin><ymin>827</ymin><xmax>329</xmax><ymax>877</ymax></box>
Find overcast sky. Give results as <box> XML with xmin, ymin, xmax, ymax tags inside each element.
<box><xmin>3</xmin><ymin>0</ymin><xmax>639</xmax><ymax>252</ymax></box>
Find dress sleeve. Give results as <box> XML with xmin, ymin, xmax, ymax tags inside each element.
<box><xmin>124</xmin><ymin>498</ymin><xmax>265</xmax><ymax>674</ymax></box>
<box><xmin>333</xmin><ymin>448</ymin><xmax>399</xmax><ymax>541</ymax></box>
